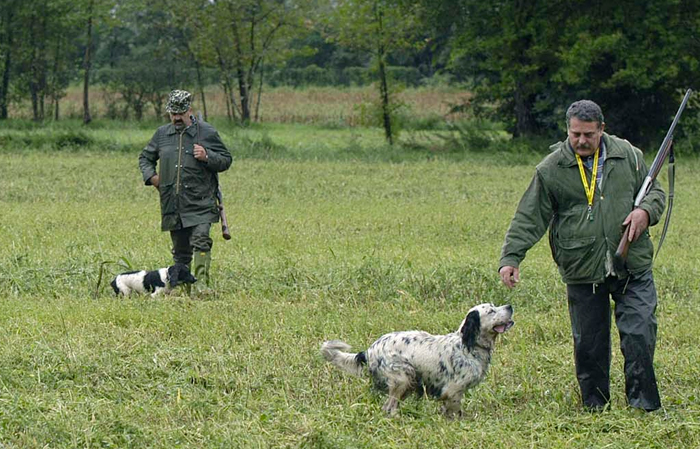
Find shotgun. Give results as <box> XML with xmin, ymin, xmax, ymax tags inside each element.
<box><xmin>216</xmin><ymin>184</ymin><xmax>232</xmax><ymax>240</ymax></box>
<box><xmin>194</xmin><ymin>112</ymin><xmax>232</xmax><ymax>241</ymax></box>
<box><xmin>613</xmin><ymin>89</ymin><xmax>692</xmax><ymax>271</ymax></box>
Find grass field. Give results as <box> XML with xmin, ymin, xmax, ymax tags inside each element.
<box><xmin>1</xmin><ymin>122</ymin><xmax>700</xmax><ymax>448</ymax></box>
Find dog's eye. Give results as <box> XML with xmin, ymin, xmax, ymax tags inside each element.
<box><xmin>488</xmin><ymin>309</ymin><xmax>496</xmax><ymax>314</ymax></box>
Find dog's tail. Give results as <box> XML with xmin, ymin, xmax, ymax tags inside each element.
<box><xmin>320</xmin><ymin>340</ymin><xmax>366</xmax><ymax>377</ymax></box>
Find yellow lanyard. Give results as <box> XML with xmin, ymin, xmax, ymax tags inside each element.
<box><xmin>575</xmin><ymin>149</ymin><xmax>599</xmax><ymax>221</ymax></box>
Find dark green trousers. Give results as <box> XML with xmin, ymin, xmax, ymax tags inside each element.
<box><xmin>169</xmin><ymin>222</ymin><xmax>212</xmax><ymax>265</ymax></box>
<box><xmin>566</xmin><ymin>270</ymin><xmax>661</xmax><ymax>411</ymax></box>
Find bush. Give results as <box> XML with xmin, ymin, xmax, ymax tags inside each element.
<box><xmin>54</xmin><ymin>130</ymin><xmax>94</xmax><ymax>149</ymax></box>
<box><xmin>675</xmin><ymin>108</ymin><xmax>700</xmax><ymax>156</ymax></box>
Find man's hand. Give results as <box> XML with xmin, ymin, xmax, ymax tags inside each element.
<box><xmin>622</xmin><ymin>208</ymin><xmax>649</xmax><ymax>242</ymax></box>
<box><xmin>150</xmin><ymin>174</ymin><xmax>160</xmax><ymax>189</ymax></box>
<box><xmin>193</xmin><ymin>144</ymin><xmax>208</xmax><ymax>162</ymax></box>
<box><xmin>499</xmin><ymin>266</ymin><xmax>520</xmax><ymax>289</ymax></box>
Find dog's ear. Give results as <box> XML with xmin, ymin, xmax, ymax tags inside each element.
<box><xmin>168</xmin><ymin>265</ymin><xmax>182</xmax><ymax>287</ymax></box>
<box><xmin>461</xmin><ymin>310</ymin><xmax>481</xmax><ymax>351</ymax></box>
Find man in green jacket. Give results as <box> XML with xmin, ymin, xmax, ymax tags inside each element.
<box><xmin>139</xmin><ymin>90</ymin><xmax>232</xmax><ymax>295</ymax></box>
<box><xmin>499</xmin><ymin>100</ymin><xmax>665</xmax><ymax>412</ymax></box>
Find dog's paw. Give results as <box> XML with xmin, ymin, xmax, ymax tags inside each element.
<box><xmin>382</xmin><ymin>398</ymin><xmax>400</xmax><ymax>416</ymax></box>
<box><xmin>440</xmin><ymin>404</ymin><xmax>463</xmax><ymax>420</ymax></box>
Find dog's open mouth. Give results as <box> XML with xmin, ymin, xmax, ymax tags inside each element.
<box><xmin>493</xmin><ymin>321</ymin><xmax>515</xmax><ymax>334</ymax></box>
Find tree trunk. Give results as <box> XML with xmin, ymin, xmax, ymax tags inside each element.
<box><xmin>195</xmin><ymin>60</ymin><xmax>208</xmax><ymax>121</ymax></box>
<box><xmin>375</xmin><ymin>7</ymin><xmax>393</xmax><ymax>145</ymax></box>
<box><xmin>222</xmin><ymin>81</ymin><xmax>233</xmax><ymax>121</ymax></box>
<box><xmin>236</xmin><ymin>69</ymin><xmax>251</xmax><ymax>123</ymax></box>
<box><xmin>0</xmin><ymin>7</ymin><xmax>13</xmax><ymax>120</ymax></box>
<box><xmin>51</xmin><ymin>37</ymin><xmax>61</xmax><ymax>120</ymax></box>
<box><xmin>83</xmin><ymin>0</ymin><xmax>94</xmax><ymax>125</ymax></box>
<box><xmin>377</xmin><ymin>56</ymin><xmax>392</xmax><ymax>145</ymax></box>
<box><xmin>229</xmin><ymin>14</ymin><xmax>250</xmax><ymax>123</ymax></box>
<box><xmin>513</xmin><ymin>81</ymin><xmax>535</xmax><ymax>138</ymax></box>
<box><xmin>255</xmin><ymin>57</ymin><xmax>264</xmax><ymax>122</ymax></box>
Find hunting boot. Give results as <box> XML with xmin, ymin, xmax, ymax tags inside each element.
<box><xmin>192</xmin><ymin>250</ymin><xmax>212</xmax><ymax>297</ymax></box>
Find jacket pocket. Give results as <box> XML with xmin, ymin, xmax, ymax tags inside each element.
<box><xmin>626</xmin><ymin>231</ymin><xmax>654</xmax><ymax>274</ymax></box>
<box><xmin>554</xmin><ymin>236</ymin><xmax>597</xmax><ymax>277</ymax></box>
<box><xmin>159</xmin><ymin>183</ymin><xmax>177</xmax><ymax>215</ymax></box>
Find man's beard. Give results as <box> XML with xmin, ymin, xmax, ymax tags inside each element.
<box><xmin>173</xmin><ymin>119</ymin><xmax>185</xmax><ymax>131</ymax></box>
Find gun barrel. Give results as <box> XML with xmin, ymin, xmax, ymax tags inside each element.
<box><xmin>613</xmin><ymin>88</ymin><xmax>692</xmax><ymax>271</ymax></box>
<box><xmin>649</xmin><ymin>89</ymin><xmax>692</xmax><ymax>176</ymax></box>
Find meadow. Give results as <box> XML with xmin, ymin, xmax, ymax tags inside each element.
<box><xmin>1</xmin><ymin>113</ymin><xmax>700</xmax><ymax>448</ymax></box>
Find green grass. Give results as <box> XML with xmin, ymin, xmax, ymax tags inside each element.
<box><xmin>1</xmin><ymin>123</ymin><xmax>700</xmax><ymax>447</ymax></box>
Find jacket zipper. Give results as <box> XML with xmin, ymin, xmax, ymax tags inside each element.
<box><xmin>176</xmin><ymin>132</ymin><xmax>183</xmax><ymax>195</ymax></box>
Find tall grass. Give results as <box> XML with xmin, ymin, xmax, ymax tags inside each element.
<box><xmin>1</xmin><ymin>124</ymin><xmax>699</xmax><ymax>447</ymax></box>
<box><xmin>9</xmin><ymin>85</ymin><xmax>472</xmax><ymax>127</ymax></box>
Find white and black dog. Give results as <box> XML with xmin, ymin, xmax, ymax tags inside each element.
<box><xmin>110</xmin><ymin>263</ymin><xmax>197</xmax><ymax>297</ymax></box>
<box><xmin>321</xmin><ymin>303</ymin><xmax>514</xmax><ymax>417</ymax></box>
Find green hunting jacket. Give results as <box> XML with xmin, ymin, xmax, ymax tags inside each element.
<box><xmin>499</xmin><ymin>133</ymin><xmax>666</xmax><ymax>284</ymax></box>
<box><xmin>139</xmin><ymin>120</ymin><xmax>232</xmax><ymax>231</ymax></box>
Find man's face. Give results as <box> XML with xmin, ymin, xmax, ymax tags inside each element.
<box><xmin>568</xmin><ymin>117</ymin><xmax>604</xmax><ymax>157</ymax></box>
<box><xmin>170</xmin><ymin>108</ymin><xmax>192</xmax><ymax>130</ymax></box>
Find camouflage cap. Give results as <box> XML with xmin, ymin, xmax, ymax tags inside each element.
<box><xmin>166</xmin><ymin>89</ymin><xmax>192</xmax><ymax>114</ymax></box>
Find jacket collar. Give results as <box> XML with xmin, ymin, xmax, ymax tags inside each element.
<box><xmin>559</xmin><ymin>133</ymin><xmax>626</xmax><ymax>167</ymax></box>
<box><xmin>165</xmin><ymin>122</ymin><xmax>198</xmax><ymax>137</ymax></box>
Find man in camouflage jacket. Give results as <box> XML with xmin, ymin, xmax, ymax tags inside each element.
<box><xmin>499</xmin><ymin>100</ymin><xmax>665</xmax><ymax>412</ymax></box>
<box><xmin>139</xmin><ymin>90</ymin><xmax>232</xmax><ymax>294</ymax></box>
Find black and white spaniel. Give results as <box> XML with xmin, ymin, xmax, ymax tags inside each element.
<box><xmin>110</xmin><ymin>263</ymin><xmax>196</xmax><ymax>297</ymax></box>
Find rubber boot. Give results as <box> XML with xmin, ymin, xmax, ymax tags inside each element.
<box><xmin>192</xmin><ymin>251</ymin><xmax>212</xmax><ymax>297</ymax></box>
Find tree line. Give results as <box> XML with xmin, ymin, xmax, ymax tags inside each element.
<box><xmin>0</xmin><ymin>0</ymin><xmax>698</xmax><ymax>146</ymax></box>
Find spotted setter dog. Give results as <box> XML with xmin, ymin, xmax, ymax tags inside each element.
<box><xmin>321</xmin><ymin>303</ymin><xmax>514</xmax><ymax>417</ymax></box>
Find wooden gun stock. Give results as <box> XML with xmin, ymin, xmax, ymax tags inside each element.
<box><xmin>613</xmin><ymin>224</ymin><xmax>632</xmax><ymax>273</ymax></box>
<box><xmin>217</xmin><ymin>187</ymin><xmax>232</xmax><ymax>240</ymax></box>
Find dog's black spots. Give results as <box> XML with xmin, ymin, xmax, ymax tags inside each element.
<box><xmin>143</xmin><ymin>270</ymin><xmax>166</xmax><ymax>293</ymax></box>
<box><xmin>415</xmin><ymin>375</ymin><xmax>442</xmax><ymax>398</ymax></box>
<box><xmin>355</xmin><ymin>351</ymin><xmax>367</xmax><ymax>366</ymax></box>
<box><xmin>402</xmin><ymin>336</ymin><xmax>412</xmax><ymax>345</ymax></box>
<box><xmin>372</xmin><ymin>375</ymin><xmax>389</xmax><ymax>393</ymax></box>
<box><xmin>110</xmin><ymin>279</ymin><xmax>119</xmax><ymax>295</ymax></box>
<box><xmin>439</xmin><ymin>361</ymin><xmax>447</xmax><ymax>374</ymax></box>
<box><xmin>424</xmin><ymin>381</ymin><xmax>444</xmax><ymax>398</ymax></box>
<box><xmin>462</xmin><ymin>310</ymin><xmax>481</xmax><ymax>351</ymax></box>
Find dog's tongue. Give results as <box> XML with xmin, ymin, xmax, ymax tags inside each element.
<box><xmin>494</xmin><ymin>321</ymin><xmax>515</xmax><ymax>333</ymax></box>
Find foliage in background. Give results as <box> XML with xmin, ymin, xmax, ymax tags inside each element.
<box><xmin>323</xmin><ymin>0</ymin><xmax>424</xmax><ymax>144</ymax></box>
<box><xmin>1</xmin><ymin>0</ymin><xmax>699</xmax><ymax>153</ymax></box>
<box><xmin>444</xmin><ymin>0</ymin><xmax>700</xmax><ymax>147</ymax></box>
